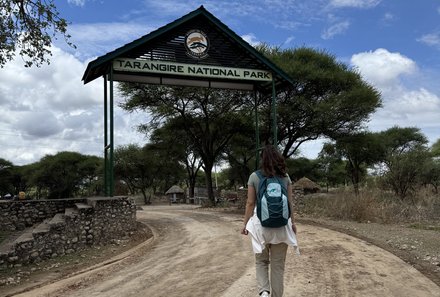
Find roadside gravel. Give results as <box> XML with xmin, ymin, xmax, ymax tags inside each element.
<box><xmin>298</xmin><ymin>215</ymin><xmax>440</xmax><ymax>287</ymax></box>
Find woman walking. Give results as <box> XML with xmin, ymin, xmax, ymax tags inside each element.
<box><xmin>241</xmin><ymin>145</ymin><xmax>299</xmax><ymax>297</ymax></box>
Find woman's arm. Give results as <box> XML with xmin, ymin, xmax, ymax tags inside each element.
<box><xmin>287</xmin><ymin>183</ymin><xmax>297</xmax><ymax>234</ymax></box>
<box><xmin>241</xmin><ymin>185</ymin><xmax>256</xmax><ymax>235</ymax></box>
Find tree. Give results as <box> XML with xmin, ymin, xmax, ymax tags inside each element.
<box><xmin>430</xmin><ymin>138</ymin><xmax>440</xmax><ymax>157</ymax></box>
<box><xmin>114</xmin><ymin>143</ymin><xmax>185</xmax><ymax>204</ymax></box>
<box><xmin>114</xmin><ymin>144</ymin><xmax>154</xmax><ymax>204</ymax></box>
<box><xmin>383</xmin><ymin>148</ymin><xmax>431</xmax><ymax>200</ymax></box>
<box><xmin>420</xmin><ymin>159</ymin><xmax>440</xmax><ymax>194</ymax></box>
<box><xmin>0</xmin><ymin>0</ymin><xmax>74</xmax><ymax>67</ymax></box>
<box><xmin>31</xmin><ymin>152</ymin><xmax>100</xmax><ymax>199</ymax></box>
<box><xmin>286</xmin><ymin>157</ymin><xmax>320</xmax><ymax>182</ymax></box>
<box><xmin>222</xmin><ymin>111</ymin><xmax>256</xmax><ymax>188</ymax></box>
<box><xmin>150</xmin><ymin>119</ymin><xmax>202</xmax><ymax>199</ymax></box>
<box><xmin>379</xmin><ymin>126</ymin><xmax>428</xmax><ymax>159</ymax></box>
<box><xmin>330</xmin><ymin>132</ymin><xmax>383</xmax><ymax>194</ymax></box>
<box><xmin>0</xmin><ymin>158</ymin><xmax>14</xmax><ymax>195</ymax></box>
<box><xmin>377</xmin><ymin>127</ymin><xmax>430</xmax><ymax>200</ymax></box>
<box><xmin>317</xmin><ymin>144</ymin><xmax>347</xmax><ymax>191</ymax></box>
<box><xmin>119</xmin><ymin>85</ymin><xmax>252</xmax><ymax>205</ymax></box>
<box><xmin>258</xmin><ymin>46</ymin><xmax>381</xmax><ymax>157</ymax></box>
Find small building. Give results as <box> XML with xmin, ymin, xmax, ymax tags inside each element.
<box><xmin>165</xmin><ymin>185</ymin><xmax>185</xmax><ymax>203</ymax></box>
<box><xmin>293</xmin><ymin>177</ymin><xmax>320</xmax><ymax>194</ymax></box>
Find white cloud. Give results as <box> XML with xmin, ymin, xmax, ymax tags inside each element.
<box><xmin>67</xmin><ymin>0</ymin><xmax>86</xmax><ymax>7</ymax></box>
<box><xmin>0</xmin><ymin>47</ymin><xmax>146</xmax><ymax>165</ymax></box>
<box><xmin>350</xmin><ymin>48</ymin><xmax>417</xmax><ymax>88</ymax></box>
<box><xmin>370</xmin><ymin>88</ymin><xmax>440</xmax><ymax>135</ymax></box>
<box><xmin>16</xmin><ymin>112</ymin><xmax>63</xmax><ymax>139</ymax></box>
<box><xmin>350</xmin><ymin>49</ymin><xmax>440</xmax><ymax>142</ymax></box>
<box><xmin>382</xmin><ymin>12</ymin><xmax>394</xmax><ymax>23</ymax></box>
<box><xmin>283</xmin><ymin>36</ymin><xmax>295</xmax><ymax>46</ymax></box>
<box><xmin>329</xmin><ymin>0</ymin><xmax>381</xmax><ymax>8</ymax></box>
<box><xmin>321</xmin><ymin>20</ymin><xmax>350</xmax><ymax>39</ymax></box>
<box><xmin>241</xmin><ymin>33</ymin><xmax>261</xmax><ymax>47</ymax></box>
<box><xmin>62</xmin><ymin>22</ymin><xmax>155</xmax><ymax>60</ymax></box>
<box><xmin>417</xmin><ymin>32</ymin><xmax>440</xmax><ymax>48</ymax></box>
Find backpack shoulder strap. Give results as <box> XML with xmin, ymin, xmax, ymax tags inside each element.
<box><xmin>255</xmin><ymin>170</ymin><xmax>263</xmax><ymax>179</ymax></box>
<box><xmin>255</xmin><ymin>170</ymin><xmax>267</xmax><ymax>200</ymax></box>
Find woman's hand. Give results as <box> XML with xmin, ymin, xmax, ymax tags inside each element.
<box><xmin>241</xmin><ymin>227</ymin><xmax>248</xmax><ymax>235</ymax></box>
<box><xmin>292</xmin><ymin>223</ymin><xmax>297</xmax><ymax>234</ymax></box>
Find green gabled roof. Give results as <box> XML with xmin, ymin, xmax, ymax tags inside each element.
<box><xmin>82</xmin><ymin>5</ymin><xmax>293</xmax><ymax>92</ymax></box>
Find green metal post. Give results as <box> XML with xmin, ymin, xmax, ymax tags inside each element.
<box><xmin>109</xmin><ymin>65</ymin><xmax>115</xmax><ymax>197</ymax></box>
<box><xmin>254</xmin><ymin>90</ymin><xmax>260</xmax><ymax>170</ymax></box>
<box><xmin>271</xmin><ymin>78</ymin><xmax>277</xmax><ymax>145</ymax></box>
<box><xmin>104</xmin><ymin>76</ymin><xmax>109</xmax><ymax>196</ymax></box>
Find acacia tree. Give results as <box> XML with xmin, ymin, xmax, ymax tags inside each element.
<box><xmin>0</xmin><ymin>158</ymin><xmax>14</xmax><ymax>195</ymax></box>
<box><xmin>119</xmin><ymin>85</ymin><xmax>252</xmax><ymax>205</ymax></box>
<box><xmin>431</xmin><ymin>138</ymin><xmax>440</xmax><ymax>157</ymax></box>
<box><xmin>327</xmin><ymin>132</ymin><xmax>383</xmax><ymax>194</ymax></box>
<box><xmin>379</xmin><ymin>126</ymin><xmax>428</xmax><ymax>158</ymax></box>
<box><xmin>378</xmin><ymin>127</ymin><xmax>430</xmax><ymax>199</ymax></box>
<box><xmin>317</xmin><ymin>143</ymin><xmax>347</xmax><ymax>191</ymax></box>
<box><xmin>258</xmin><ymin>46</ymin><xmax>381</xmax><ymax>157</ymax></box>
<box><xmin>114</xmin><ymin>143</ymin><xmax>185</xmax><ymax>204</ymax></box>
<box><xmin>0</xmin><ymin>0</ymin><xmax>74</xmax><ymax>67</ymax></box>
<box><xmin>222</xmin><ymin>110</ymin><xmax>256</xmax><ymax>188</ymax></box>
<box><xmin>29</xmin><ymin>151</ymin><xmax>100</xmax><ymax>199</ymax></box>
<box><xmin>150</xmin><ymin>119</ymin><xmax>203</xmax><ymax>199</ymax></box>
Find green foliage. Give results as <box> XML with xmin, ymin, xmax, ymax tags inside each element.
<box><xmin>11</xmin><ymin>162</ymin><xmax>40</xmax><ymax>197</ymax></box>
<box><xmin>222</xmin><ymin>111</ymin><xmax>256</xmax><ymax>188</ymax></box>
<box><xmin>430</xmin><ymin>138</ymin><xmax>440</xmax><ymax>157</ymax></box>
<box><xmin>316</xmin><ymin>147</ymin><xmax>348</xmax><ymax>190</ymax></box>
<box><xmin>286</xmin><ymin>157</ymin><xmax>320</xmax><ymax>182</ymax></box>
<box><xmin>324</xmin><ymin>132</ymin><xmax>383</xmax><ymax>194</ymax></box>
<box><xmin>382</xmin><ymin>148</ymin><xmax>431</xmax><ymax>200</ymax></box>
<box><xmin>257</xmin><ymin>46</ymin><xmax>381</xmax><ymax>157</ymax></box>
<box><xmin>150</xmin><ymin>118</ymin><xmax>202</xmax><ymax>198</ymax></box>
<box><xmin>0</xmin><ymin>158</ymin><xmax>14</xmax><ymax>195</ymax></box>
<box><xmin>114</xmin><ymin>143</ymin><xmax>185</xmax><ymax>204</ymax></box>
<box><xmin>378</xmin><ymin>126</ymin><xmax>428</xmax><ymax>158</ymax></box>
<box><xmin>420</xmin><ymin>159</ymin><xmax>440</xmax><ymax>193</ymax></box>
<box><xmin>376</xmin><ymin>127</ymin><xmax>431</xmax><ymax>200</ymax></box>
<box><xmin>119</xmin><ymin>85</ymin><xmax>253</xmax><ymax>205</ymax></box>
<box><xmin>29</xmin><ymin>152</ymin><xmax>102</xmax><ymax>199</ymax></box>
<box><xmin>0</xmin><ymin>0</ymin><xmax>75</xmax><ymax>67</ymax></box>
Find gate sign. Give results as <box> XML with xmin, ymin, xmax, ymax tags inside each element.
<box><xmin>113</xmin><ymin>58</ymin><xmax>273</xmax><ymax>82</ymax></box>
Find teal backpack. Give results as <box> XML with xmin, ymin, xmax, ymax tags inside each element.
<box><xmin>255</xmin><ymin>170</ymin><xmax>291</xmax><ymax>228</ymax></box>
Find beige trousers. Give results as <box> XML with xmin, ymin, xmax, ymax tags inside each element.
<box><xmin>255</xmin><ymin>243</ymin><xmax>288</xmax><ymax>297</ymax></box>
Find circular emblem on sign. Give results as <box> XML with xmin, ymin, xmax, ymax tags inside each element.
<box><xmin>185</xmin><ymin>30</ymin><xmax>209</xmax><ymax>59</ymax></box>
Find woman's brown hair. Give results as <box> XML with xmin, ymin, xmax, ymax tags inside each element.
<box><xmin>260</xmin><ymin>145</ymin><xmax>287</xmax><ymax>177</ymax></box>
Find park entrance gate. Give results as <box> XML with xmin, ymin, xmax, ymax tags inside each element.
<box><xmin>82</xmin><ymin>6</ymin><xmax>293</xmax><ymax>196</ymax></box>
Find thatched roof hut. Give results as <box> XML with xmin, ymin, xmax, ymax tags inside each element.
<box><xmin>166</xmin><ymin>185</ymin><xmax>185</xmax><ymax>203</ymax></box>
<box><xmin>293</xmin><ymin>177</ymin><xmax>320</xmax><ymax>194</ymax></box>
<box><xmin>165</xmin><ymin>185</ymin><xmax>184</xmax><ymax>195</ymax></box>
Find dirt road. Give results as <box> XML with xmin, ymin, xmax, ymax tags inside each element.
<box><xmin>11</xmin><ymin>205</ymin><xmax>440</xmax><ymax>297</ymax></box>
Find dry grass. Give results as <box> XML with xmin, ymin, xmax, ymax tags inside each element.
<box><xmin>301</xmin><ymin>187</ymin><xmax>440</xmax><ymax>224</ymax></box>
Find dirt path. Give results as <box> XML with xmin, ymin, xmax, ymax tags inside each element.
<box><xmin>10</xmin><ymin>205</ymin><xmax>440</xmax><ymax>297</ymax></box>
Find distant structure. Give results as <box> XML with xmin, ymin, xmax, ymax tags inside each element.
<box><xmin>165</xmin><ymin>185</ymin><xmax>185</xmax><ymax>203</ymax></box>
<box><xmin>293</xmin><ymin>177</ymin><xmax>320</xmax><ymax>194</ymax></box>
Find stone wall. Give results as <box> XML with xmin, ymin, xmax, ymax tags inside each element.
<box><xmin>0</xmin><ymin>196</ymin><xmax>137</xmax><ymax>268</ymax></box>
<box><xmin>0</xmin><ymin>198</ymin><xmax>86</xmax><ymax>231</ymax></box>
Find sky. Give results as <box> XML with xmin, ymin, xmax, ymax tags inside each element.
<box><xmin>1</xmin><ymin>0</ymin><xmax>440</xmax><ymax>165</ymax></box>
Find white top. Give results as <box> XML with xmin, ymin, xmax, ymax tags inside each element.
<box><xmin>246</xmin><ymin>210</ymin><xmax>299</xmax><ymax>254</ymax></box>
